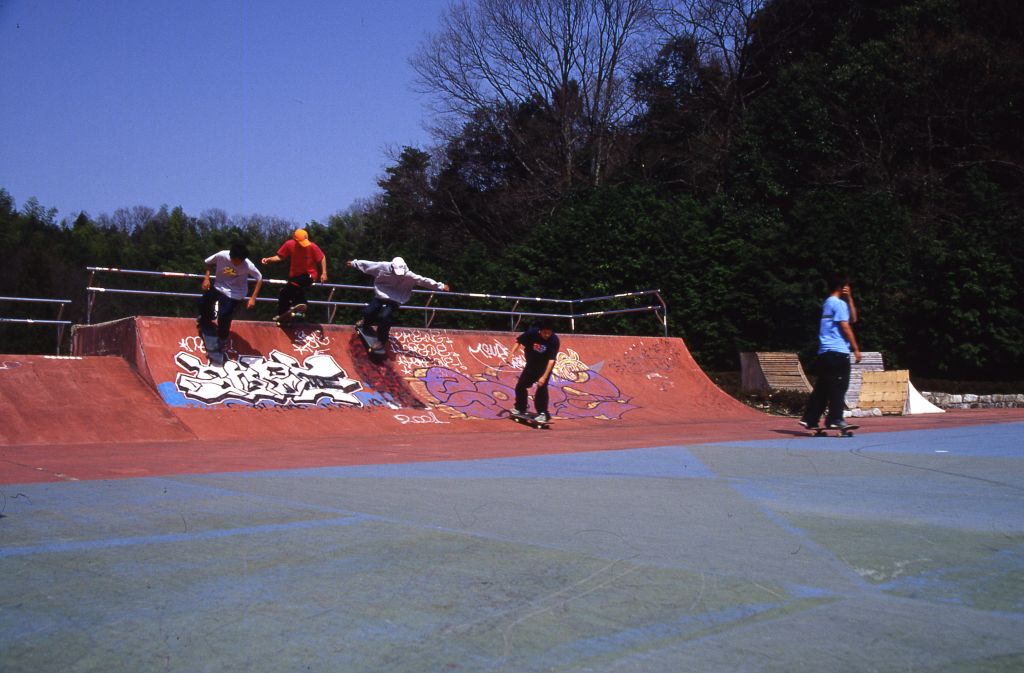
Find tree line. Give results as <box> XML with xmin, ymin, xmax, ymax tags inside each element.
<box><xmin>2</xmin><ymin>0</ymin><xmax>1022</xmax><ymax>380</ymax></box>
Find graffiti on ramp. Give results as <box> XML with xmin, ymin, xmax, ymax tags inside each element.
<box><xmin>164</xmin><ymin>350</ymin><xmax>363</xmax><ymax>408</ymax></box>
<box><xmin>410</xmin><ymin>347</ymin><xmax>637</xmax><ymax>421</ymax></box>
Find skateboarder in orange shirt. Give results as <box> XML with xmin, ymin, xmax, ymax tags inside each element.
<box><xmin>261</xmin><ymin>229</ymin><xmax>327</xmax><ymax>321</ymax></box>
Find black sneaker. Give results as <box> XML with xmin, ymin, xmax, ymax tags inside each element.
<box><xmin>826</xmin><ymin>420</ymin><xmax>852</xmax><ymax>430</ymax></box>
<box><xmin>798</xmin><ymin>419</ymin><xmax>818</xmax><ymax>430</ymax></box>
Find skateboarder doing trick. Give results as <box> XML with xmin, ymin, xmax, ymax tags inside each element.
<box><xmin>198</xmin><ymin>242</ymin><xmax>263</xmax><ymax>351</ymax></box>
<box><xmin>509</xmin><ymin>318</ymin><xmax>560</xmax><ymax>424</ymax></box>
<box><xmin>347</xmin><ymin>257</ymin><xmax>449</xmax><ymax>350</ymax></box>
<box><xmin>261</xmin><ymin>229</ymin><xmax>327</xmax><ymax>322</ymax></box>
<box><xmin>800</xmin><ymin>273</ymin><xmax>861</xmax><ymax>433</ymax></box>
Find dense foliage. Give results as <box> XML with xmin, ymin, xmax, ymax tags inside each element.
<box><xmin>2</xmin><ymin>0</ymin><xmax>1022</xmax><ymax>380</ymax></box>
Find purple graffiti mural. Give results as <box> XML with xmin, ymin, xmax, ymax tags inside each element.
<box><xmin>416</xmin><ymin>365</ymin><xmax>636</xmax><ymax>420</ymax></box>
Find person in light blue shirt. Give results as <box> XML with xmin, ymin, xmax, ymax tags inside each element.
<box><xmin>347</xmin><ymin>257</ymin><xmax>449</xmax><ymax>347</ymax></box>
<box><xmin>800</xmin><ymin>273</ymin><xmax>861</xmax><ymax>431</ymax></box>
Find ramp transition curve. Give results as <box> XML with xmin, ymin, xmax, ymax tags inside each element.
<box><xmin>0</xmin><ymin>354</ymin><xmax>195</xmax><ymax>445</ymax></box>
<box><xmin>66</xmin><ymin>316</ymin><xmax>762</xmax><ymax>441</ymax></box>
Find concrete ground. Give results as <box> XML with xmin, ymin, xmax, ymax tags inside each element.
<box><xmin>2</xmin><ymin>421</ymin><xmax>1023</xmax><ymax>672</ymax></box>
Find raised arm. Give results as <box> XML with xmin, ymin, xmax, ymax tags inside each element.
<box><xmin>412</xmin><ymin>272</ymin><xmax>448</xmax><ymax>292</ymax></box>
<box><xmin>840</xmin><ymin>321</ymin><xmax>861</xmax><ymax>363</ymax></box>
<box><xmin>842</xmin><ymin>284</ymin><xmax>858</xmax><ymax>323</ymax></box>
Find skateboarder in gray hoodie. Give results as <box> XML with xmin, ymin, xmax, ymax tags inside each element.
<box><xmin>347</xmin><ymin>257</ymin><xmax>449</xmax><ymax>346</ymax></box>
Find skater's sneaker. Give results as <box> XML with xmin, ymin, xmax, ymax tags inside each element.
<box><xmin>534</xmin><ymin>412</ymin><xmax>550</xmax><ymax>424</ymax></box>
<box><xmin>798</xmin><ymin>419</ymin><xmax>819</xmax><ymax>430</ymax></box>
<box><xmin>825</xmin><ymin>420</ymin><xmax>852</xmax><ymax>431</ymax></box>
<box><xmin>510</xmin><ymin>409</ymin><xmax>530</xmax><ymax>420</ymax></box>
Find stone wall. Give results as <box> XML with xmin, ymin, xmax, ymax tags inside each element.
<box><xmin>921</xmin><ymin>392</ymin><xmax>1024</xmax><ymax>409</ymax></box>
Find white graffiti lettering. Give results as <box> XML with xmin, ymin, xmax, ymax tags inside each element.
<box><xmin>467</xmin><ymin>339</ymin><xmax>525</xmax><ymax>370</ymax></box>
<box><xmin>391</xmin><ymin>330</ymin><xmax>467</xmax><ymax>376</ymax></box>
<box><xmin>394</xmin><ymin>411</ymin><xmax>450</xmax><ymax>425</ymax></box>
<box><xmin>177</xmin><ymin>334</ymin><xmax>237</xmax><ymax>357</ymax></box>
<box><xmin>291</xmin><ymin>329</ymin><xmax>332</xmax><ymax>356</ymax></box>
<box><xmin>468</xmin><ymin>339</ymin><xmax>509</xmax><ymax>360</ymax></box>
<box><xmin>178</xmin><ymin>335</ymin><xmax>205</xmax><ymax>353</ymax></box>
<box><xmin>173</xmin><ymin>349</ymin><xmax>363</xmax><ymax>407</ymax></box>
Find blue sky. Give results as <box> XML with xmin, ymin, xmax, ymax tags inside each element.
<box><xmin>0</xmin><ymin>0</ymin><xmax>451</xmax><ymax>224</ymax></box>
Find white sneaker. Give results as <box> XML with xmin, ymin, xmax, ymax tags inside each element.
<box><xmin>534</xmin><ymin>412</ymin><xmax>550</xmax><ymax>423</ymax></box>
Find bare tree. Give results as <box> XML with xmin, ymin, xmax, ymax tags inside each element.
<box><xmin>199</xmin><ymin>208</ymin><xmax>229</xmax><ymax>230</ymax></box>
<box><xmin>98</xmin><ymin>206</ymin><xmax>157</xmax><ymax>233</ymax></box>
<box><xmin>412</xmin><ymin>0</ymin><xmax>660</xmax><ymax>188</ymax></box>
<box><xmin>644</xmin><ymin>0</ymin><xmax>773</xmax><ymax>181</ymax></box>
<box><xmin>653</xmin><ymin>0</ymin><xmax>784</xmax><ymax>134</ymax></box>
<box><xmin>654</xmin><ymin>0</ymin><xmax>765</xmax><ymax>95</ymax></box>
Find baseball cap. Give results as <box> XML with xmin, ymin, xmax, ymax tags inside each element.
<box><xmin>391</xmin><ymin>256</ymin><xmax>408</xmax><ymax>275</ymax></box>
<box><xmin>293</xmin><ymin>229</ymin><xmax>311</xmax><ymax>247</ymax></box>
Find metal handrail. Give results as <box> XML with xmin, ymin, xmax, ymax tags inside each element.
<box><xmin>84</xmin><ymin>267</ymin><xmax>580</xmax><ymax>300</ymax></box>
<box><xmin>0</xmin><ymin>317</ymin><xmax>72</xmax><ymax>324</ymax></box>
<box><xmin>0</xmin><ymin>296</ymin><xmax>73</xmax><ymax>353</ymax></box>
<box><xmin>84</xmin><ymin>266</ymin><xmax>668</xmax><ymax>335</ymax></box>
<box><xmin>0</xmin><ymin>296</ymin><xmax>72</xmax><ymax>304</ymax></box>
<box><xmin>571</xmin><ymin>290</ymin><xmax>662</xmax><ymax>304</ymax></box>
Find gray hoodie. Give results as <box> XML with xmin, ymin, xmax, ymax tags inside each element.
<box><xmin>351</xmin><ymin>260</ymin><xmax>445</xmax><ymax>304</ymax></box>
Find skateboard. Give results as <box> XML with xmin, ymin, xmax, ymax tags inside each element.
<box><xmin>509</xmin><ymin>411</ymin><xmax>551</xmax><ymax>430</ymax></box>
<box><xmin>356</xmin><ymin>323</ymin><xmax>387</xmax><ymax>356</ymax></box>
<box><xmin>273</xmin><ymin>303</ymin><xmax>308</xmax><ymax>324</ymax></box>
<box><xmin>198</xmin><ymin>324</ymin><xmax>226</xmax><ymax>366</ymax></box>
<box><xmin>811</xmin><ymin>424</ymin><xmax>859</xmax><ymax>438</ymax></box>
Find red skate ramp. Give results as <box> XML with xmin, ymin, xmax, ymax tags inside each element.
<box><xmin>0</xmin><ymin>354</ymin><xmax>195</xmax><ymax>446</ymax></box>
<box><xmin>71</xmin><ymin>316</ymin><xmax>761</xmax><ymax>440</ymax></box>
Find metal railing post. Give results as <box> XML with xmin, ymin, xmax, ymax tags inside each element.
<box><xmin>326</xmin><ymin>287</ymin><xmax>337</xmax><ymax>323</ymax></box>
<box><xmin>0</xmin><ymin>296</ymin><xmax>73</xmax><ymax>353</ymax></box>
<box><xmin>423</xmin><ymin>292</ymin><xmax>436</xmax><ymax>328</ymax></box>
<box><xmin>55</xmin><ymin>302</ymin><xmax>66</xmax><ymax>353</ymax></box>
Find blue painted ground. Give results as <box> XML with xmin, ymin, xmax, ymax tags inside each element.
<box><xmin>1</xmin><ymin>422</ymin><xmax>1022</xmax><ymax>672</ymax></box>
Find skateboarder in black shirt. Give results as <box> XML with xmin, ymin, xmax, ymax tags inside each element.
<box><xmin>509</xmin><ymin>319</ymin><xmax>560</xmax><ymax>423</ymax></box>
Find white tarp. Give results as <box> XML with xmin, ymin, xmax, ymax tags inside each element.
<box><xmin>905</xmin><ymin>381</ymin><xmax>945</xmax><ymax>414</ymax></box>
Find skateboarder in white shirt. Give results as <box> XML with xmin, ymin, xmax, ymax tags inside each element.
<box><xmin>347</xmin><ymin>257</ymin><xmax>449</xmax><ymax>346</ymax></box>
<box><xmin>198</xmin><ymin>242</ymin><xmax>263</xmax><ymax>343</ymax></box>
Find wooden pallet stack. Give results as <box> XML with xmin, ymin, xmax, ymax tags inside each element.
<box><xmin>740</xmin><ymin>352</ymin><xmax>812</xmax><ymax>393</ymax></box>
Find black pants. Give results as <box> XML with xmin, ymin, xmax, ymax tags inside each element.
<box><xmin>801</xmin><ymin>351</ymin><xmax>851</xmax><ymax>427</ymax></box>
<box><xmin>515</xmin><ymin>361</ymin><xmax>551</xmax><ymax>415</ymax></box>
<box><xmin>198</xmin><ymin>289</ymin><xmax>240</xmax><ymax>340</ymax></box>
<box><xmin>278</xmin><ymin>274</ymin><xmax>312</xmax><ymax>316</ymax></box>
<box><xmin>362</xmin><ymin>296</ymin><xmax>401</xmax><ymax>344</ymax></box>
